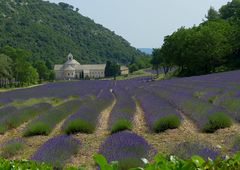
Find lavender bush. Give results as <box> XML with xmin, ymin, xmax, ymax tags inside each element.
<box><xmin>0</xmin><ymin>138</ymin><xmax>25</xmax><ymax>158</ymax></box>
<box><xmin>0</xmin><ymin>106</ymin><xmax>17</xmax><ymax>120</ymax></box>
<box><xmin>99</xmin><ymin>131</ymin><xmax>155</xmax><ymax>170</ymax></box>
<box><xmin>136</xmin><ymin>89</ymin><xmax>181</xmax><ymax>132</ymax></box>
<box><xmin>0</xmin><ymin>80</ymin><xmax>112</xmax><ymax>104</ymax></box>
<box><xmin>225</xmin><ymin>134</ymin><xmax>240</xmax><ymax>155</ymax></box>
<box><xmin>0</xmin><ymin>103</ymin><xmax>52</xmax><ymax>134</ymax></box>
<box><xmin>31</xmin><ymin>135</ymin><xmax>80</xmax><ymax>168</ymax></box>
<box><xmin>23</xmin><ymin>100</ymin><xmax>81</xmax><ymax>136</ymax></box>
<box><xmin>63</xmin><ymin>89</ymin><xmax>114</xmax><ymax>134</ymax></box>
<box><xmin>144</xmin><ymin>83</ymin><xmax>232</xmax><ymax>132</ymax></box>
<box><xmin>171</xmin><ymin>141</ymin><xmax>220</xmax><ymax>160</ymax></box>
<box><xmin>109</xmin><ymin>82</ymin><xmax>136</xmax><ymax>133</ymax></box>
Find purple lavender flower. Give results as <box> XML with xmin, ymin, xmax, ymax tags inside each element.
<box><xmin>99</xmin><ymin>131</ymin><xmax>155</xmax><ymax>169</ymax></box>
<box><xmin>0</xmin><ymin>138</ymin><xmax>25</xmax><ymax>158</ymax></box>
<box><xmin>31</xmin><ymin>135</ymin><xmax>80</xmax><ymax>168</ymax></box>
<box><xmin>136</xmin><ymin>89</ymin><xmax>181</xmax><ymax>132</ymax></box>
<box><xmin>171</xmin><ymin>141</ymin><xmax>220</xmax><ymax>160</ymax></box>
<box><xmin>24</xmin><ymin>100</ymin><xmax>81</xmax><ymax>136</ymax></box>
<box><xmin>62</xmin><ymin>88</ymin><xmax>114</xmax><ymax>134</ymax></box>
<box><xmin>108</xmin><ymin>81</ymin><xmax>136</xmax><ymax>133</ymax></box>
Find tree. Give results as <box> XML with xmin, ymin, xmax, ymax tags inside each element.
<box><xmin>104</xmin><ymin>61</ymin><xmax>120</xmax><ymax>80</ymax></box>
<box><xmin>0</xmin><ymin>54</ymin><xmax>13</xmax><ymax>87</ymax></box>
<box><xmin>151</xmin><ymin>49</ymin><xmax>161</xmax><ymax>76</ymax></box>
<box><xmin>49</xmin><ymin>71</ymin><xmax>55</xmax><ymax>82</ymax></box>
<box><xmin>0</xmin><ymin>54</ymin><xmax>12</xmax><ymax>79</ymax></box>
<box><xmin>128</xmin><ymin>56</ymin><xmax>151</xmax><ymax>73</ymax></box>
<box><xmin>34</xmin><ymin>60</ymin><xmax>50</xmax><ymax>81</ymax></box>
<box><xmin>58</xmin><ymin>2</ymin><xmax>74</xmax><ymax>10</ymax></box>
<box><xmin>206</xmin><ymin>7</ymin><xmax>220</xmax><ymax>20</ymax></box>
<box><xmin>0</xmin><ymin>46</ymin><xmax>39</xmax><ymax>85</ymax></box>
<box><xmin>219</xmin><ymin>0</ymin><xmax>240</xmax><ymax>20</ymax></box>
<box><xmin>14</xmin><ymin>57</ymin><xmax>39</xmax><ymax>85</ymax></box>
<box><xmin>153</xmin><ymin>20</ymin><xmax>233</xmax><ymax>77</ymax></box>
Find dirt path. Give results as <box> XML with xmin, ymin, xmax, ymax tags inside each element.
<box><xmin>132</xmin><ymin>101</ymin><xmax>148</xmax><ymax>134</ymax></box>
<box><xmin>178</xmin><ymin>111</ymin><xmax>199</xmax><ymax>134</ymax></box>
<box><xmin>67</xmin><ymin>97</ymin><xmax>116</xmax><ymax>169</ymax></box>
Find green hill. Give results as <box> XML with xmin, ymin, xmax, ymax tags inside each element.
<box><xmin>0</xmin><ymin>0</ymin><xmax>144</xmax><ymax>64</ymax></box>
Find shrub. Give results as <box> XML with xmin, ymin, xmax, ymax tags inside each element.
<box><xmin>171</xmin><ymin>141</ymin><xmax>220</xmax><ymax>160</ymax></box>
<box><xmin>203</xmin><ymin>112</ymin><xmax>232</xmax><ymax>133</ymax></box>
<box><xmin>136</xmin><ymin>90</ymin><xmax>181</xmax><ymax>132</ymax></box>
<box><xmin>225</xmin><ymin>134</ymin><xmax>240</xmax><ymax>155</ymax></box>
<box><xmin>62</xmin><ymin>89</ymin><xmax>113</xmax><ymax>134</ymax></box>
<box><xmin>0</xmin><ymin>138</ymin><xmax>25</xmax><ymax>158</ymax></box>
<box><xmin>23</xmin><ymin>100</ymin><xmax>81</xmax><ymax>137</ymax></box>
<box><xmin>31</xmin><ymin>135</ymin><xmax>80</xmax><ymax>168</ymax></box>
<box><xmin>153</xmin><ymin>114</ymin><xmax>181</xmax><ymax>133</ymax></box>
<box><xmin>99</xmin><ymin>131</ymin><xmax>155</xmax><ymax>169</ymax></box>
<box><xmin>23</xmin><ymin>122</ymin><xmax>50</xmax><ymax>136</ymax></box>
<box><xmin>63</xmin><ymin>119</ymin><xmax>95</xmax><ymax>134</ymax></box>
<box><xmin>110</xmin><ymin>119</ymin><xmax>132</xmax><ymax>134</ymax></box>
<box><xmin>108</xmin><ymin>83</ymin><xmax>136</xmax><ymax>134</ymax></box>
<box><xmin>0</xmin><ymin>103</ymin><xmax>52</xmax><ymax>134</ymax></box>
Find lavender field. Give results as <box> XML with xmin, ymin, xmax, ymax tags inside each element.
<box><xmin>1</xmin><ymin>70</ymin><xmax>240</xmax><ymax>169</ymax></box>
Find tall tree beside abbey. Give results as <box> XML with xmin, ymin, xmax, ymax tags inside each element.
<box><xmin>152</xmin><ymin>0</ymin><xmax>240</xmax><ymax>77</ymax></box>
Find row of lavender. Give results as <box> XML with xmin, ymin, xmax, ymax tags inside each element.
<box><xmin>62</xmin><ymin>86</ymin><xmax>114</xmax><ymax>134</ymax></box>
<box><xmin>135</xmin><ymin>87</ymin><xmax>181</xmax><ymax>132</ymax></box>
<box><xmin>144</xmin><ymin>83</ymin><xmax>232</xmax><ymax>132</ymax></box>
<box><xmin>0</xmin><ymin>80</ymin><xmax>111</xmax><ymax>104</ymax></box>
<box><xmin>108</xmin><ymin>81</ymin><xmax>136</xmax><ymax>133</ymax></box>
<box><xmin>154</xmin><ymin>75</ymin><xmax>240</xmax><ymax>122</ymax></box>
<box><xmin>0</xmin><ymin>80</ymin><xmax>115</xmax><ymax>136</ymax></box>
<box><xmin>0</xmin><ymin>103</ymin><xmax>52</xmax><ymax>134</ymax></box>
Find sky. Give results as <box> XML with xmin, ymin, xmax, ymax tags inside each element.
<box><xmin>48</xmin><ymin>0</ymin><xmax>230</xmax><ymax>48</ymax></box>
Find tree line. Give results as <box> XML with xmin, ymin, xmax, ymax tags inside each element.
<box><xmin>0</xmin><ymin>46</ymin><xmax>54</xmax><ymax>88</ymax></box>
<box><xmin>152</xmin><ymin>0</ymin><xmax>240</xmax><ymax>77</ymax></box>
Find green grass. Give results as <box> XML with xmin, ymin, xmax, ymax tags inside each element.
<box><xmin>63</xmin><ymin>119</ymin><xmax>95</xmax><ymax>134</ymax></box>
<box><xmin>110</xmin><ymin>119</ymin><xmax>132</xmax><ymax>134</ymax></box>
<box><xmin>203</xmin><ymin>112</ymin><xmax>232</xmax><ymax>133</ymax></box>
<box><xmin>153</xmin><ymin>114</ymin><xmax>181</xmax><ymax>133</ymax></box>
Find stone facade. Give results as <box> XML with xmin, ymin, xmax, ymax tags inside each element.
<box><xmin>54</xmin><ymin>53</ymin><xmax>106</xmax><ymax>80</ymax></box>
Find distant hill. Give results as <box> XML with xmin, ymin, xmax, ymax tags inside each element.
<box><xmin>0</xmin><ymin>0</ymin><xmax>145</xmax><ymax>65</ymax></box>
<box><xmin>138</xmin><ymin>48</ymin><xmax>153</xmax><ymax>55</ymax></box>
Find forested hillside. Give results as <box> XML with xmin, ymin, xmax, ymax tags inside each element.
<box><xmin>0</xmin><ymin>0</ymin><xmax>145</xmax><ymax>64</ymax></box>
<box><xmin>152</xmin><ymin>0</ymin><xmax>240</xmax><ymax>77</ymax></box>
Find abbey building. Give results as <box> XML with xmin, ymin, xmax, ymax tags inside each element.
<box><xmin>54</xmin><ymin>53</ymin><xmax>129</xmax><ymax>80</ymax></box>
